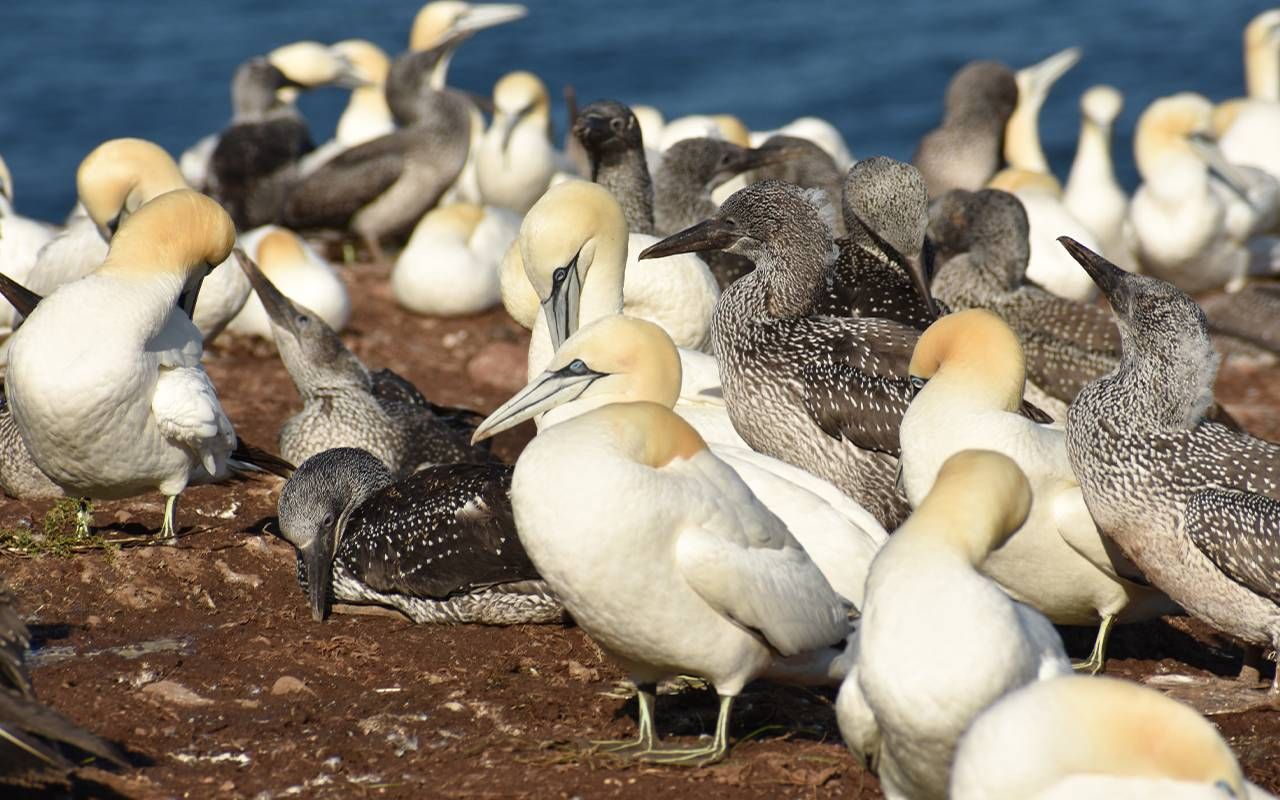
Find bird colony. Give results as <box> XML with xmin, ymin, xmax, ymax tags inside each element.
<box><xmin>1</xmin><ymin>4</ymin><xmax>1279</xmax><ymax>797</ymax></box>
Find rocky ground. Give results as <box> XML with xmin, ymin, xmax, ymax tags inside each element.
<box><xmin>1</xmin><ymin>259</ymin><xmax>1278</xmax><ymax>799</ymax></box>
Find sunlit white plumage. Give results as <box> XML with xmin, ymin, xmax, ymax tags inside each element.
<box><xmin>1064</xmin><ymin>86</ymin><xmax>1137</xmax><ymax>270</ymax></box>
<box><xmin>836</xmin><ymin>449</ymin><xmax>1070</xmax><ymax>800</ymax></box>
<box><xmin>476</xmin><ymin>71</ymin><xmax>557</xmax><ymax>214</ymax></box>
<box><xmin>988</xmin><ymin>169</ymin><xmax>1100</xmax><ymax>300</ymax></box>
<box><xmin>900</xmin><ymin>310</ymin><xmax>1174</xmax><ymax>672</ymax></box>
<box><xmin>393</xmin><ymin>202</ymin><xmax>519</xmax><ymax>317</ymax></box>
<box><xmin>297</xmin><ymin>40</ymin><xmax>395</xmax><ymax>176</ymax></box>
<box><xmin>475</xmin><ymin>386</ymin><xmax>850</xmax><ymax>763</ymax></box>
<box><xmin>5</xmin><ymin>190</ymin><xmax>238</xmax><ymax>533</ymax></box>
<box><xmin>0</xmin><ymin>155</ymin><xmax>54</xmax><ymax>335</ymax></box>
<box><xmin>952</xmin><ymin>675</ymin><xmax>1267</xmax><ymax>800</ymax></box>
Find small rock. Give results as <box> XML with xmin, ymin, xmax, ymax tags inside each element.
<box><xmin>86</xmin><ymin>615</ymin><xmax>101</xmax><ymax>627</ymax></box>
<box><xmin>215</xmin><ymin>559</ymin><xmax>262</xmax><ymax>589</ymax></box>
<box><xmin>141</xmin><ymin>680</ymin><xmax>213</xmax><ymax>707</ymax></box>
<box><xmin>219</xmin><ymin>781</ymin><xmax>235</xmax><ymax>792</ymax></box>
<box><xmin>442</xmin><ymin>701</ymin><xmax>465</xmax><ymax>713</ymax></box>
<box><xmin>113</xmin><ymin>511</ymin><xmax>131</xmax><ymax>524</ymax></box>
<box><xmin>466</xmin><ymin>341</ymin><xmax>528</xmax><ymax>393</ymax></box>
<box><xmin>565</xmin><ymin>660</ymin><xmax>599</xmax><ymax>683</ymax></box>
<box><xmin>271</xmin><ymin>676</ymin><xmax>308</xmax><ymax>696</ymax></box>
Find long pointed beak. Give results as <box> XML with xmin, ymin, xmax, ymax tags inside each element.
<box><xmin>178</xmin><ymin>270</ymin><xmax>207</xmax><ymax>321</ymax></box>
<box><xmin>234</xmin><ymin>247</ymin><xmax>303</xmax><ymax>336</ymax></box>
<box><xmin>541</xmin><ymin>256</ymin><xmax>582</xmax><ymax>351</ymax></box>
<box><xmin>572</xmin><ymin>113</ymin><xmax>614</xmax><ymax>149</ymax></box>
<box><xmin>453</xmin><ymin>4</ymin><xmax>527</xmax><ymax>36</ymax></box>
<box><xmin>1187</xmin><ymin>132</ymin><xmax>1253</xmax><ymax>203</ymax></box>
<box><xmin>0</xmin><ymin>272</ymin><xmax>43</xmax><ymax>318</ymax></box>
<box><xmin>303</xmin><ymin>537</ymin><xmax>335</xmax><ymax>622</ymax></box>
<box><xmin>903</xmin><ymin>247</ymin><xmax>937</xmax><ymax>318</ymax></box>
<box><xmin>1018</xmin><ymin>46</ymin><xmax>1081</xmax><ymax>96</ymax></box>
<box><xmin>639</xmin><ymin>219</ymin><xmax>746</xmax><ymax>260</ymax></box>
<box><xmin>724</xmin><ymin>143</ymin><xmax>807</xmax><ymax>181</ymax></box>
<box><xmin>472</xmin><ymin>367</ymin><xmax>604</xmax><ymax>443</ymax></box>
<box><xmin>333</xmin><ymin>58</ymin><xmax>373</xmax><ymax>90</ymax></box>
<box><xmin>497</xmin><ymin>107</ymin><xmax>529</xmax><ymax>155</ymax></box>
<box><xmin>1058</xmin><ymin>236</ymin><xmax>1130</xmax><ymax>307</ymax></box>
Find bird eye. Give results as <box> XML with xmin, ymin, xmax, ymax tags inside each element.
<box><xmin>723</xmin><ymin>217</ymin><xmax>737</xmax><ymax>228</ymax></box>
<box><xmin>909</xmin><ymin>376</ymin><xmax>927</xmax><ymax>396</ymax></box>
<box><xmin>567</xmin><ymin>358</ymin><xmax>590</xmax><ymax>375</ymax></box>
<box><xmin>610</xmin><ymin>118</ymin><xmax>625</xmax><ymax>133</ymax></box>
<box><xmin>297</xmin><ymin>314</ymin><xmax>310</xmax><ymax>325</ymax></box>
<box><xmin>1214</xmin><ymin>780</ymin><xmax>1238</xmax><ymax>798</ymax></box>
<box><xmin>322</xmin><ymin>513</ymin><xmax>335</xmax><ymax>528</ymax></box>
<box><xmin>553</xmin><ymin>266</ymin><xmax>570</xmax><ymax>286</ymax></box>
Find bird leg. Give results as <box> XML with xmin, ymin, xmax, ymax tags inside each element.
<box><xmin>75</xmin><ymin>499</ymin><xmax>94</xmax><ymax>536</ymax></box>
<box><xmin>361</xmin><ymin>233</ymin><xmax>385</xmax><ymax>266</ymax></box>
<box><xmin>1073</xmin><ymin>614</ymin><xmax>1116</xmax><ymax>675</ymax></box>
<box><xmin>160</xmin><ymin>495</ymin><xmax>180</xmax><ymax>540</ymax></box>
<box><xmin>634</xmin><ymin>695</ymin><xmax>734</xmax><ymax>767</ymax></box>
<box><xmin>591</xmin><ymin>684</ymin><xmax>656</xmax><ymax>754</ymax></box>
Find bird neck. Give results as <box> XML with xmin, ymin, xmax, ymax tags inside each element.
<box><xmin>759</xmin><ymin>236</ymin><xmax>833</xmax><ymax>319</ymax></box>
<box><xmin>1067</xmin><ymin>117</ymin><xmax>1120</xmax><ymax>195</ymax></box>
<box><xmin>594</xmin><ymin>149</ymin><xmax>655</xmax><ymax>235</ymax></box>
<box><xmin>337</xmin><ymin>87</ymin><xmax>392</xmax><ymax>146</ymax></box>
<box><xmin>1247</xmin><ymin>34</ymin><xmax>1280</xmax><ymax>100</ymax></box>
<box><xmin>653</xmin><ymin>163</ymin><xmax>717</xmax><ymax>235</ymax></box>
<box><xmin>1004</xmin><ymin>99</ymin><xmax>1051</xmax><ymax>175</ymax></box>
<box><xmin>1098</xmin><ymin>332</ymin><xmax>1218</xmax><ymax>430</ymax></box>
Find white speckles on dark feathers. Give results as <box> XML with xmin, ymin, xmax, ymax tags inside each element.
<box><xmin>0</xmin><ymin>388</ymin><xmax>62</xmax><ymax>499</ymax></box>
<box><xmin>1187</xmin><ymin>489</ymin><xmax>1280</xmax><ymax>605</ymax></box>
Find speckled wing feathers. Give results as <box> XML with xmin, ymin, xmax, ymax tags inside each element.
<box><xmin>282</xmin><ymin>132</ymin><xmax>409</xmax><ymax>229</ymax></box>
<box><xmin>1187</xmin><ymin>489</ymin><xmax>1280</xmax><ymax>606</ymax></box>
<box><xmin>786</xmin><ymin>317</ymin><xmax>918</xmax><ymax>456</ymax></box>
<box><xmin>337</xmin><ymin>463</ymin><xmax>539</xmax><ymax>600</ymax></box>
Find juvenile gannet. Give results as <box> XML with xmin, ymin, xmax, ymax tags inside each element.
<box><xmin>209</xmin><ymin>43</ymin><xmax>363</xmax><ymax>228</ymax></box>
<box><xmin>1064</xmin><ymin>86</ymin><xmax>1136</xmax><ymax>270</ymax></box>
<box><xmin>902</xmin><ymin>309</ymin><xmax>1175</xmax><ymax>672</ymax></box>
<box><xmin>471</xmin><ymin>314</ymin><xmax>888</xmax><ymax>606</ymax></box>
<box><xmin>747</xmin><ymin>135</ymin><xmax>845</xmax><ymax>233</ymax></box>
<box><xmin>226</xmin><ymin>226</ymin><xmax>349</xmax><ymax>341</ymax></box>
<box><xmin>508</xmin><ymin>180</ymin><xmax>718</xmax><ymax>376</ymax></box>
<box><xmin>642</xmin><ymin>181</ymin><xmax>919</xmax><ymax>527</ymax></box>
<box><xmin>816</xmin><ymin>157</ymin><xmax>937</xmax><ymax>329</ymax></box>
<box><xmin>282</xmin><ymin>40</ymin><xmax>472</xmax><ymax>264</ymax></box>
<box><xmin>1061</xmin><ymin>237</ymin><xmax>1280</xmax><ymax>694</ymax></box>
<box><xmin>571</xmin><ymin>99</ymin><xmax>655</xmax><ymax>234</ymax></box>
<box><xmin>278</xmin><ymin>447</ymin><xmax>560</xmax><ymax>624</ymax></box>
<box><xmin>1004</xmin><ymin>47</ymin><xmax>1080</xmax><ymax>177</ymax></box>
<box><xmin>987</xmin><ymin>167</ymin><xmax>1101</xmax><ymax>300</ymax></box>
<box><xmin>836</xmin><ymin>450</ymin><xmax>1071</xmax><ymax>800</ymax></box>
<box><xmin>748</xmin><ymin>116</ymin><xmax>855</xmax><ymax>171</ymax></box>
<box><xmin>5</xmin><ymin>190</ymin><xmax>239</xmax><ymax>536</ymax></box>
<box><xmin>913</xmin><ymin>60</ymin><xmax>1019</xmax><ymax>197</ymax></box>
<box><xmin>475</xmin><ymin>394</ymin><xmax>851</xmax><ymax>765</ymax></box>
<box><xmin>393</xmin><ymin>202</ymin><xmax>519</xmax><ymax>317</ymax></box>
<box><xmin>952</xmin><ymin>675</ymin><xmax>1268</xmax><ymax>799</ymax></box>
<box><xmin>476</xmin><ymin>71</ymin><xmax>556</xmax><ymax>214</ymax></box>
<box><xmin>0</xmin><ymin>156</ymin><xmax>54</xmax><ymax>335</ymax></box>
<box><xmin>1130</xmin><ymin>93</ymin><xmax>1275</xmax><ymax>292</ymax></box>
<box><xmin>296</xmin><ymin>40</ymin><xmax>395</xmax><ymax>176</ymax></box>
<box><xmin>236</xmin><ymin>250</ymin><xmax>488</xmax><ymax>474</ymax></box>
<box><xmin>0</xmin><ymin>583</ymin><xmax>127</xmax><ymax>773</ymax></box>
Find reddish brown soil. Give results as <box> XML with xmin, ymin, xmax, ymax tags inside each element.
<box><xmin>2</xmin><ymin>260</ymin><xmax>1279</xmax><ymax>799</ymax></box>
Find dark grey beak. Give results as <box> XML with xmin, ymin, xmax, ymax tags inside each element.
<box><xmin>639</xmin><ymin>218</ymin><xmax>747</xmax><ymax>260</ymax></box>
<box><xmin>572</xmin><ymin>113</ymin><xmax>616</xmax><ymax>150</ymax></box>
<box><xmin>1058</xmin><ymin>236</ymin><xmax>1130</xmax><ymax>308</ymax></box>
<box><xmin>715</xmin><ymin>143</ymin><xmax>805</xmax><ymax>186</ymax></box>
<box><xmin>903</xmin><ymin>246</ymin><xmax>937</xmax><ymax>318</ymax></box>
<box><xmin>234</xmin><ymin>247</ymin><xmax>304</xmax><ymax>336</ymax></box>
<box><xmin>303</xmin><ymin>536</ymin><xmax>335</xmax><ymax>622</ymax></box>
<box><xmin>0</xmin><ymin>272</ymin><xmax>43</xmax><ymax>318</ymax></box>
<box><xmin>177</xmin><ymin>268</ymin><xmax>208</xmax><ymax>321</ymax></box>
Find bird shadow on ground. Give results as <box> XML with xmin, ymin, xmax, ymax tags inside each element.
<box><xmin>1058</xmin><ymin>617</ymin><xmax>1261</xmax><ymax>680</ymax></box>
<box><xmin>605</xmin><ymin>682</ymin><xmax>841</xmax><ymax>745</ymax></box>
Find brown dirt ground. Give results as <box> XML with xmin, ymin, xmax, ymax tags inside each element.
<box><xmin>2</xmin><ymin>258</ymin><xmax>1279</xmax><ymax>799</ymax></box>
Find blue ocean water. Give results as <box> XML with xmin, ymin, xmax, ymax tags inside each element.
<box><xmin>0</xmin><ymin>0</ymin><xmax>1269</xmax><ymax>223</ymax></box>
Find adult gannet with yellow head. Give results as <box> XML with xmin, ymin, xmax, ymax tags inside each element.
<box><xmin>476</xmin><ymin>70</ymin><xmax>557</xmax><ymax>214</ymax></box>
<box><xmin>473</xmin><ymin>319</ymin><xmax>852</xmax><ymax>765</ymax></box>
<box><xmin>27</xmin><ymin>138</ymin><xmax>187</xmax><ymax>298</ymax></box>
<box><xmin>952</xmin><ymin>675</ymin><xmax>1270</xmax><ymax>799</ymax></box>
<box><xmin>5</xmin><ymin>190</ymin><xmax>238</xmax><ymax>536</ymax></box>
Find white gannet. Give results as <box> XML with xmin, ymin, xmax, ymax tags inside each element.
<box><xmin>1064</xmin><ymin>86</ymin><xmax>1136</xmax><ymax>271</ymax></box>
<box><xmin>836</xmin><ymin>449</ymin><xmax>1071</xmax><ymax>800</ymax></box>
<box><xmin>27</xmin><ymin>138</ymin><xmax>187</xmax><ymax>299</ymax></box>
<box><xmin>226</xmin><ymin>226</ymin><xmax>350</xmax><ymax>342</ymax></box>
<box><xmin>951</xmin><ymin>675</ymin><xmax>1270</xmax><ymax>800</ymax></box>
<box><xmin>473</xmin><ymin>389</ymin><xmax>851</xmax><ymax>765</ymax></box>
<box><xmin>1131</xmin><ymin>92</ymin><xmax>1279</xmax><ymax>292</ymax></box>
<box><xmin>5</xmin><ymin>190</ymin><xmax>238</xmax><ymax>536</ymax></box>
<box><xmin>0</xmin><ymin>155</ymin><xmax>54</xmax><ymax>334</ymax></box>
<box><xmin>1004</xmin><ymin>47</ymin><xmax>1081</xmax><ymax>177</ymax></box>
<box><xmin>988</xmin><ymin>169</ymin><xmax>1101</xmax><ymax>300</ymax></box>
<box><xmin>476</xmin><ymin>71</ymin><xmax>556</xmax><ymax>214</ymax></box>
<box><xmin>473</xmin><ymin>313</ymin><xmax>887</xmax><ymax>606</ymax></box>
<box><xmin>296</xmin><ymin>40</ymin><xmax>395</xmax><ymax>177</ymax></box>
<box><xmin>630</xmin><ymin>103</ymin><xmax>666</xmax><ymax>169</ymax></box>
<box><xmin>392</xmin><ymin>202</ymin><xmax>519</xmax><ymax>317</ymax></box>
<box><xmin>1219</xmin><ymin>11</ymin><xmax>1280</xmax><ymax>188</ymax></box>
<box><xmin>901</xmin><ymin>309</ymin><xmax>1175</xmax><ymax>672</ymax></box>
<box><xmin>503</xmin><ymin>180</ymin><xmax>718</xmax><ymax>377</ymax></box>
